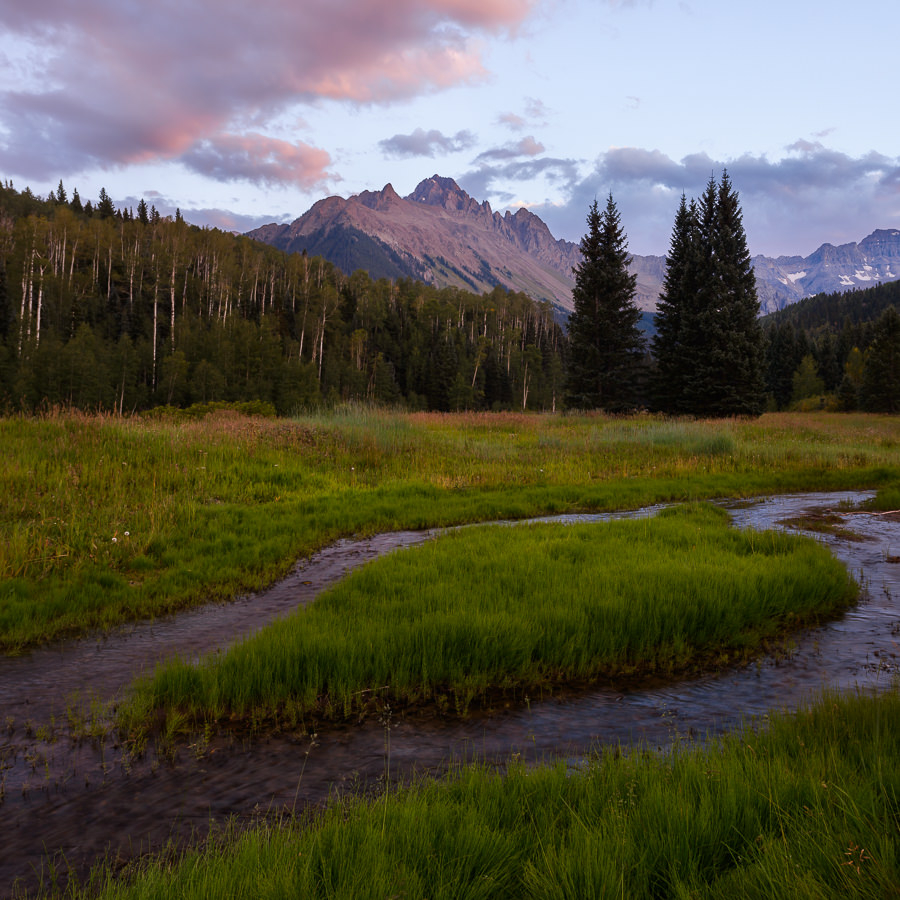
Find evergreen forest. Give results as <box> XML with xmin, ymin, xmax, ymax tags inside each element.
<box><xmin>0</xmin><ymin>181</ymin><xmax>565</xmax><ymax>415</ymax></box>
<box><xmin>2</xmin><ymin>178</ymin><xmax>899</xmax><ymax>415</ymax></box>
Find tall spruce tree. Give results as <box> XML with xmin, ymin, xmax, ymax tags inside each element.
<box><xmin>565</xmin><ymin>194</ymin><xmax>644</xmax><ymax>410</ymax></box>
<box><xmin>652</xmin><ymin>172</ymin><xmax>765</xmax><ymax>416</ymax></box>
<box><xmin>651</xmin><ymin>194</ymin><xmax>701</xmax><ymax>413</ymax></box>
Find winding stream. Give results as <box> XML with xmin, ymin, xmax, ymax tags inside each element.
<box><xmin>1</xmin><ymin>491</ymin><xmax>898</xmax><ymax>895</ymax></box>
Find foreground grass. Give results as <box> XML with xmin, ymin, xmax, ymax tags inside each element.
<box><xmin>121</xmin><ymin>504</ymin><xmax>856</xmax><ymax>733</ymax></box>
<box><xmin>1</xmin><ymin>409</ymin><xmax>898</xmax><ymax>651</ymax></box>
<box><xmin>69</xmin><ymin>688</ymin><xmax>900</xmax><ymax>899</ymax></box>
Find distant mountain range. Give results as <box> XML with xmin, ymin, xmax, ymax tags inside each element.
<box><xmin>247</xmin><ymin>176</ymin><xmax>900</xmax><ymax>318</ymax></box>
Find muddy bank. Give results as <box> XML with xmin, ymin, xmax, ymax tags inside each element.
<box><xmin>2</xmin><ymin>492</ymin><xmax>899</xmax><ymax>896</ymax></box>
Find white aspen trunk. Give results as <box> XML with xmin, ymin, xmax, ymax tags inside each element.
<box><xmin>35</xmin><ymin>265</ymin><xmax>44</xmax><ymax>346</ymax></box>
<box><xmin>58</xmin><ymin>228</ymin><xmax>66</xmax><ymax>278</ymax></box>
<box><xmin>19</xmin><ymin>247</ymin><xmax>33</xmax><ymax>354</ymax></box>
<box><xmin>152</xmin><ymin>261</ymin><xmax>159</xmax><ymax>389</ymax></box>
<box><xmin>170</xmin><ymin>261</ymin><xmax>176</xmax><ymax>350</ymax></box>
<box><xmin>317</xmin><ymin>303</ymin><xmax>327</xmax><ymax>383</ymax></box>
<box><xmin>69</xmin><ymin>239</ymin><xmax>78</xmax><ymax>285</ymax></box>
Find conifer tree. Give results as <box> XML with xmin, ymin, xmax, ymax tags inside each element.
<box><xmin>97</xmin><ymin>188</ymin><xmax>116</xmax><ymax>219</ymax></box>
<box><xmin>565</xmin><ymin>194</ymin><xmax>644</xmax><ymax>410</ymax></box>
<box><xmin>653</xmin><ymin>172</ymin><xmax>765</xmax><ymax>417</ymax></box>
<box><xmin>860</xmin><ymin>306</ymin><xmax>900</xmax><ymax>412</ymax></box>
<box><xmin>651</xmin><ymin>194</ymin><xmax>701</xmax><ymax>412</ymax></box>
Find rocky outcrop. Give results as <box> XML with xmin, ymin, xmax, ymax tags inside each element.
<box><xmin>247</xmin><ymin>178</ymin><xmax>900</xmax><ymax>318</ymax></box>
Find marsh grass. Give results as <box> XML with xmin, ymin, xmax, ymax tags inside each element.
<box><xmin>1</xmin><ymin>409</ymin><xmax>897</xmax><ymax>651</ymax></box>
<box><xmin>69</xmin><ymin>687</ymin><xmax>900</xmax><ymax>899</ymax></box>
<box><xmin>121</xmin><ymin>504</ymin><xmax>856</xmax><ymax>733</ymax></box>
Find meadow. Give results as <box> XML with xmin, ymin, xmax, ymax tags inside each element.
<box><xmin>4</xmin><ymin>407</ymin><xmax>900</xmax><ymax>898</ymax></box>
<box><xmin>1</xmin><ymin>408</ymin><xmax>898</xmax><ymax>652</ymax></box>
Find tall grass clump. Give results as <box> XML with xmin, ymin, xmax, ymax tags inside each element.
<box><xmin>124</xmin><ymin>504</ymin><xmax>857</xmax><ymax>731</ymax></box>
<box><xmin>76</xmin><ymin>687</ymin><xmax>900</xmax><ymax>899</ymax></box>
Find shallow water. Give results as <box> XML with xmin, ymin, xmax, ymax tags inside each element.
<box><xmin>2</xmin><ymin>491</ymin><xmax>898</xmax><ymax>895</ymax></box>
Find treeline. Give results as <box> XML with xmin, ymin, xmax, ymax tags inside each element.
<box><xmin>0</xmin><ymin>181</ymin><xmax>565</xmax><ymax>414</ymax></box>
<box><xmin>762</xmin><ymin>280</ymin><xmax>900</xmax><ymax>412</ymax></box>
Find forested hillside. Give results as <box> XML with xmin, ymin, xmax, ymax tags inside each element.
<box><xmin>762</xmin><ymin>280</ymin><xmax>900</xmax><ymax>411</ymax></box>
<box><xmin>0</xmin><ymin>182</ymin><xmax>566</xmax><ymax>414</ymax></box>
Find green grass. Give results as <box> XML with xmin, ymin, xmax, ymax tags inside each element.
<box><xmin>68</xmin><ymin>687</ymin><xmax>900</xmax><ymax>899</ymax></box>
<box><xmin>120</xmin><ymin>504</ymin><xmax>857</xmax><ymax>733</ymax></box>
<box><xmin>1</xmin><ymin>408</ymin><xmax>897</xmax><ymax>651</ymax></box>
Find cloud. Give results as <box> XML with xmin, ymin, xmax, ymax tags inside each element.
<box><xmin>379</xmin><ymin>128</ymin><xmax>476</xmax><ymax>159</ymax></box>
<box><xmin>475</xmin><ymin>136</ymin><xmax>546</xmax><ymax>162</ymax></box>
<box><xmin>529</xmin><ymin>143</ymin><xmax>900</xmax><ymax>257</ymax></box>
<box><xmin>180</xmin><ymin>134</ymin><xmax>333</xmax><ymax>189</ymax></box>
<box><xmin>497</xmin><ymin>112</ymin><xmax>528</xmax><ymax>131</ymax></box>
<box><xmin>497</xmin><ymin>97</ymin><xmax>550</xmax><ymax>131</ymax></box>
<box><xmin>458</xmin><ymin>155</ymin><xmax>582</xmax><ymax>204</ymax></box>
<box><xmin>0</xmin><ymin>0</ymin><xmax>540</xmax><ymax>181</ymax></box>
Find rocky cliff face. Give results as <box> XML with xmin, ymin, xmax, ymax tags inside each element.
<box><xmin>753</xmin><ymin>229</ymin><xmax>900</xmax><ymax>313</ymax></box>
<box><xmin>248</xmin><ymin>178</ymin><xmax>900</xmax><ymax>317</ymax></box>
<box><xmin>250</xmin><ymin>176</ymin><xmax>584</xmax><ymax>316</ymax></box>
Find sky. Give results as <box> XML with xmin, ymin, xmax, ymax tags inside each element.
<box><xmin>1</xmin><ymin>0</ymin><xmax>898</xmax><ymax>258</ymax></box>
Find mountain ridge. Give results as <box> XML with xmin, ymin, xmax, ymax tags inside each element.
<box><xmin>247</xmin><ymin>177</ymin><xmax>900</xmax><ymax>317</ymax></box>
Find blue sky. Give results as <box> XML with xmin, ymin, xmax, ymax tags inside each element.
<box><xmin>1</xmin><ymin>0</ymin><xmax>897</xmax><ymax>257</ymax></box>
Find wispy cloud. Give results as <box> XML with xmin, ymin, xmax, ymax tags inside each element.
<box><xmin>475</xmin><ymin>136</ymin><xmax>545</xmax><ymax>162</ymax></box>
<box><xmin>0</xmin><ymin>0</ymin><xmax>539</xmax><ymax>182</ymax></box>
<box><xmin>497</xmin><ymin>97</ymin><xmax>550</xmax><ymax>131</ymax></box>
<box><xmin>379</xmin><ymin>128</ymin><xmax>477</xmax><ymax>159</ymax></box>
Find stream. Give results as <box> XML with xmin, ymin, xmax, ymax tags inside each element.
<box><xmin>1</xmin><ymin>491</ymin><xmax>898</xmax><ymax>896</ymax></box>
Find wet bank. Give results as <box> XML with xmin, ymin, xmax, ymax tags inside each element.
<box><xmin>2</xmin><ymin>492</ymin><xmax>899</xmax><ymax>896</ymax></box>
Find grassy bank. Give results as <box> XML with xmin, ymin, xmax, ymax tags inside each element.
<box><xmin>121</xmin><ymin>504</ymin><xmax>856</xmax><ymax>733</ymax></box>
<box><xmin>1</xmin><ymin>409</ymin><xmax>897</xmax><ymax>651</ymax></box>
<box><xmin>71</xmin><ymin>687</ymin><xmax>900</xmax><ymax>899</ymax></box>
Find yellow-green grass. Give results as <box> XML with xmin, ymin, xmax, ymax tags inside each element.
<box><xmin>122</xmin><ymin>504</ymin><xmax>856</xmax><ymax>733</ymax></box>
<box><xmin>69</xmin><ymin>687</ymin><xmax>900</xmax><ymax>899</ymax></box>
<box><xmin>1</xmin><ymin>408</ymin><xmax>897</xmax><ymax>652</ymax></box>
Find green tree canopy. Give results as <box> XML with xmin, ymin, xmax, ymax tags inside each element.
<box><xmin>860</xmin><ymin>306</ymin><xmax>900</xmax><ymax>412</ymax></box>
<box><xmin>565</xmin><ymin>194</ymin><xmax>644</xmax><ymax>411</ymax></box>
<box><xmin>653</xmin><ymin>172</ymin><xmax>765</xmax><ymax>417</ymax></box>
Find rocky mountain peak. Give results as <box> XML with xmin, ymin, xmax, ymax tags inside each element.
<box><xmin>408</xmin><ymin>175</ymin><xmax>491</xmax><ymax>217</ymax></box>
<box><xmin>860</xmin><ymin>229</ymin><xmax>900</xmax><ymax>259</ymax></box>
<box><xmin>357</xmin><ymin>183</ymin><xmax>401</xmax><ymax>212</ymax></box>
<box><xmin>245</xmin><ymin>174</ymin><xmax>900</xmax><ymax>318</ymax></box>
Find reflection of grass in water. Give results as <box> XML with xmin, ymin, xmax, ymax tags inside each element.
<box><xmin>779</xmin><ymin>512</ymin><xmax>870</xmax><ymax>541</ymax></box>
<box><xmin>81</xmin><ymin>688</ymin><xmax>900</xmax><ymax>899</ymax></box>
<box><xmin>1</xmin><ymin>409</ymin><xmax>898</xmax><ymax>651</ymax></box>
<box><xmin>123</xmin><ymin>504</ymin><xmax>856</xmax><ymax>734</ymax></box>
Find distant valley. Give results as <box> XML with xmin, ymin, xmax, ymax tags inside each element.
<box><xmin>247</xmin><ymin>176</ymin><xmax>900</xmax><ymax>318</ymax></box>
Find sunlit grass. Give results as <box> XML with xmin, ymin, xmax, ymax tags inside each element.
<box><xmin>121</xmin><ymin>504</ymin><xmax>856</xmax><ymax>733</ymax></box>
<box><xmin>73</xmin><ymin>687</ymin><xmax>900</xmax><ymax>899</ymax></box>
<box><xmin>1</xmin><ymin>408</ymin><xmax>898</xmax><ymax>651</ymax></box>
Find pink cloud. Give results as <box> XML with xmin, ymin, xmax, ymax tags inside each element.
<box><xmin>0</xmin><ymin>0</ymin><xmax>539</xmax><ymax>180</ymax></box>
<box><xmin>181</xmin><ymin>133</ymin><xmax>333</xmax><ymax>189</ymax></box>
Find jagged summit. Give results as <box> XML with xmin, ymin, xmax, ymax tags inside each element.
<box><xmin>247</xmin><ymin>177</ymin><xmax>900</xmax><ymax>316</ymax></box>
<box><xmin>247</xmin><ymin>176</ymin><xmax>584</xmax><ymax>315</ymax></box>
